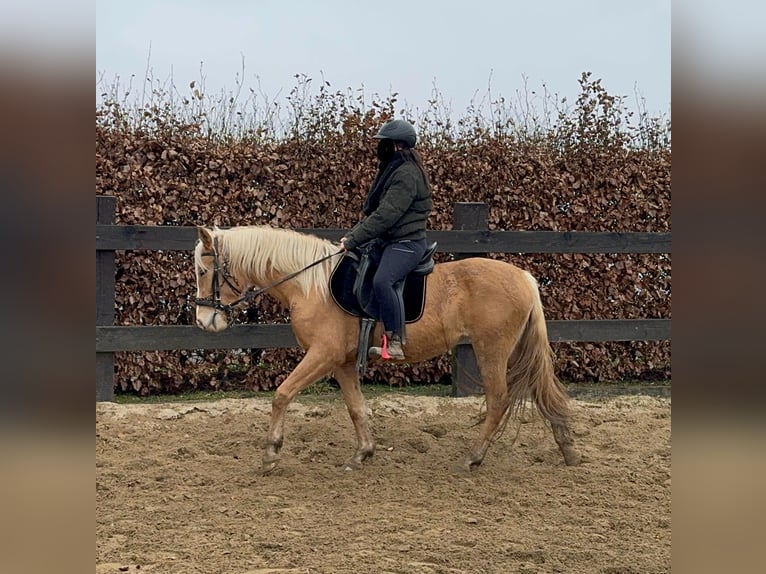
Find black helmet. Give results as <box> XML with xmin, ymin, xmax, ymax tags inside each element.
<box><xmin>374</xmin><ymin>119</ymin><xmax>417</xmax><ymax>148</ymax></box>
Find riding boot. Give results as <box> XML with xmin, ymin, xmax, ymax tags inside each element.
<box><xmin>369</xmin><ymin>332</ymin><xmax>405</xmax><ymax>361</ymax></box>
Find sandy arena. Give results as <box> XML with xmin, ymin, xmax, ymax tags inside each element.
<box><xmin>96</xmin><ymin>392</ymin><xmax>671</xmax><ymax>574</ymax></box>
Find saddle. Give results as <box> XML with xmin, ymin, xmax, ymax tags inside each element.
<box><xmin>329</xmin><ymin>239</ymin><xmax>437</xmax><ymax>372</ymax></box>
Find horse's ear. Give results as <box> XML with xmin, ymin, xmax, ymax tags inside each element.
<box><xmin>197</xmin><ymin>226</ymin><xmax>214</xmax><ymax>250</ymax></box>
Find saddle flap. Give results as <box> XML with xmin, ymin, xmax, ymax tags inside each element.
<box><xmin>352</xmin><ymin>240</ymin><xmax>384</xmax><ymax>316</ymax></box>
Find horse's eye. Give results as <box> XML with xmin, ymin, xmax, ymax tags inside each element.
<box><xmin>198</xmin><ymin>268</ymin><xmax>207</xmax><ymax>276</ymax></box>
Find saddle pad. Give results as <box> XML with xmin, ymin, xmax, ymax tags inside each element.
<box><xmin>329</xmin><ymin>255</ymin><xmax>428</xmax><ymax>323</ymax></box>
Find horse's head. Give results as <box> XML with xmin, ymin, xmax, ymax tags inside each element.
<box><xmin>193</xmin><ymin>226</ymin><xmax>243</xmax><ymax>332</ymax></box>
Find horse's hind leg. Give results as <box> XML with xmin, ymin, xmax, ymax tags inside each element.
<box><xmin>460</xmin><ymin>351</ymin><xmax>509</xmax><ymax>471</ymax></box>
<box><xmin>551</xmin><ymin>421</ymin><xmax>581</xmax><ymax>466</ymax></box>
<box><xmin>262</xmin><ymin>349</ymin><xmax>334</xmax><ymax>475</ymax></box>
<box><xmin>334</xmin><ymin>363</ymin><xmax>375</xmax><ymax>470</ymax></box>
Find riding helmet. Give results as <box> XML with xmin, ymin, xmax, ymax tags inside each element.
<box><xmin>373</xmin><ymin>119</ymin><xmax>417</xmax><ymax>148</ymax></box>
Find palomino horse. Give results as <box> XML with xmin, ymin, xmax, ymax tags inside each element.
<box><xmin>193</xmin><ymin>225</ymin><xmax>581</xmax><ymax>474</ymax></box>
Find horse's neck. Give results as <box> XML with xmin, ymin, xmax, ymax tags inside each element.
<box><xmin>243</xmin><ymin>267</ymin><xmax>305</xmax><ymax>309</ymax></box>
<box><xmin>228</xmin><ymin>228</ymin><xmax>329</xmax><ymax>308</ymax></box>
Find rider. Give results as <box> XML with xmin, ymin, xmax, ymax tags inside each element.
<box><xmin>339</xmin><ymin>119</ymin><xmax>433</xmax><ymax>360</ymax></box>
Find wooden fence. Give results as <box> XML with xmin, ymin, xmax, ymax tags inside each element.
<box><xmin>96</xmin><ymin>196</ymin><xmax>671</xmax><ymax>401</ymax></box>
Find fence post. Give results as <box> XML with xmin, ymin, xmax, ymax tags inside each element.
<box><xmin>451</xmin><ymin>202</ymin><xmax>487</xmax><ymax>397</ymax></box>
<box><xmin>96</xmin><ymin>196</ymin><xmax>116</xmax><ymax>401</ymax></box>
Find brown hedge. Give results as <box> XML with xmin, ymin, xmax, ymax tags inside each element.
<box><xmin>96</xmin><ymin>73</ymin><xmax>670</xmax><ymax>394</ymax></box>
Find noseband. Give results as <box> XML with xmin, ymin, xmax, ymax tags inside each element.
<box><xmin>195</xmin><ymin>236</ymin><xmax>343</xmax><ymax>319</ymax></box>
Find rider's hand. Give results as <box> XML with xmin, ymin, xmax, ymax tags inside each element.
<box><xmin>338</xmin><ymin>237</ymin><xmax>348</xmax><ymax>253</ymax></box>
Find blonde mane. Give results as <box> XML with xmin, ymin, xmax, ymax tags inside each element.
<box><xmin>208</xmin><ymin>226</ymin><xmax>338</xmax><ymax>299</ymax></box>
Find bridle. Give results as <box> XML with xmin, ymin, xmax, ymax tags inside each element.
<box><xmin>194</xmin><ymin>237</ymin><xmax>246</xmax><ymax>316</ymax></box>
<box><xmin>194</xmin><ymin>236</ymin><xmax>343</xmax><ymax>319</ymax></box>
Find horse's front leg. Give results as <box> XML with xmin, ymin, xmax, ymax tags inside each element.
<box><xmin>262</xmin><ymin>349</ymin><xmax>335</xmax><ymax>475</ymax></box>
<box><xmin>334</xmin><ymin>363</ymin><xmax>375</xmax><ymax>470</ymax></box>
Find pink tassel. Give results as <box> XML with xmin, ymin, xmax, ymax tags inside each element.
<box><xmin>380</xmin><ymin>332</ymin><xmax>391</xmax><ymax>360</ymax></box>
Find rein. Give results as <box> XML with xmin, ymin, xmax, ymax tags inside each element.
<box><xmin>195</xmin><ymin>237</ymin><xmax>343</xmax><ymax>317</ymax></box>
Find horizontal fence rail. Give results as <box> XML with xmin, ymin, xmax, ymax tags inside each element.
<box><xmin>96</xmin><ymin>320</ymin><xmax>672</xmax><ymax>353</ymax></box>
<box><xmin>96</xmin><ymin>224</ymin><xmax>671</xmax><ymax>254</ymax></box>
<box><xmin>96</xmin><ymin>197</ymin><xmax>671</xmax><ymax>401</ymax></box>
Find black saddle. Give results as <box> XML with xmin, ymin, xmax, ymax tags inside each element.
<box><xmin>330</xmin><ymin>240</ymin><xmax>436</xmax><ymax>322</ymax></box>
<box><xmin>329</xmin><ymin>239</ymin><xmax>437</xmax><ymax>372</ymax></box>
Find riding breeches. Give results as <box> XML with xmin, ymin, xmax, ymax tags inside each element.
<box><xmin>372</xmin><ymin>239</ymin><xmax>427</xmax><ymax>337</ymax></box>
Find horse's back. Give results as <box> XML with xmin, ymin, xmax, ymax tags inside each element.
<box><xmin>434</xmin><ymin>257</ymin><xmax>535</xmax><ymax>295</ymax></box>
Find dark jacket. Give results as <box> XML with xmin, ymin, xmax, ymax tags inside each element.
<box><xmin>344</xmin><ymin>160</ymin><xmax>432</xmax><ymax>251</ymax></box>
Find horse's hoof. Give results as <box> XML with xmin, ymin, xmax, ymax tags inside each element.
<box><xmin>450</xmin><ymin>459</ymin><xmax>478</xmax><ymax>474</ymax></box>
<box><xmin>341</xmin><ymin>459</ymin><xmax>362</xmax><ymax>472</ymax></box>
<box><xmin>562</xmin><ymin>448</ymin><xmax>582</xmax><ymax>466</ymax></box>
<box><xmin>262</xmin><ymin>459</ymin><xmax>280</xmax><ymax>475</ymax></box>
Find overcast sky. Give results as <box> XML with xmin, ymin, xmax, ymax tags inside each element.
<box><xmin>96</xmin><ymin>0</ymin><xmax>672</xmax><ymax>120</ymax></box>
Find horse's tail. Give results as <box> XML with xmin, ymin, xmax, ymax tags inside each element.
<box><xmin>505</xmin><ymin>272</ymin><xmax>570</xmax><ymax>425</ymax></box>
